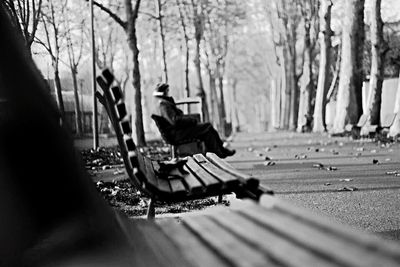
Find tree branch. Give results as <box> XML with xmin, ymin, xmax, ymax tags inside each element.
<box><xmin>88</xmin><ymin>0</ymin><xmax>127</xmax><ymax>29</ymax></box>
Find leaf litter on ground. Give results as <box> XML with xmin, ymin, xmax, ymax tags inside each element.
<box><xmin>82</xmin><ymin>140</ymin><xmax>230</xmax><ymax>217</ymax></box>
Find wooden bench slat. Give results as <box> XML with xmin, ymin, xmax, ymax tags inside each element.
<box><xmin>185</xmin><ymin>157</ymin><xmax>222</xmax><ymax>191</ymax></box>
<box><xmin>259</xmin><ymin>195</ymin><xmax>400</xmax><ymax>261</ymax></box>
<box><xmin>115</xmin><ymin>102</ymin><xmax>128</xmax><ymax>120</ymax></box>
<box><xmin>206</xmin><ymin>153</ymin><xmax>265</xmax><ymax>191</ymax></box>
<box><xmin>168</xmin><ymin>178</ymin><xmax>188</xmax><ymax>194</ymax></box>
<box><xmin>193</xmin><ymin>154</ymin><xmax>239</xmax><ymax>187</ymax></box>
<box><xmin>209</xmin><ymin>210</ymin><xmax>339</xmax><ymax>267</ymax></box>
<box><xmin>178</xmin><ymin>165</ymin><xmax>205</xmax><ymax>194</ymax></box>
<box><xmin>120</xmin><ymin>120</ymin><xmax>132</xmax><ymax>135</ymax></box>
<box><xmin>127</xmin><ymin>220</ymin><xmax>196</xmax><ymax>267</ymax></box>
<box><xmin>114</xmin><ymin>213</ymin><xmax>188</xmax><ymax>266</ymax></box>
<box><xmin>239</xmin><ymin>204</ymin><xmax>400</xmax><ymax>267</ymax></box>
<box><xmin>140</xmin><ymin>155</ymin><xmax>160</xmax><ymax>189</ymax></box>
<box><xmin>110</xmin><ymin>86</ymin><xmax>123</xmax><ymax>103</ymax></box>
<box><xmin>101</xmin><ymin>68</ymin><xmax>115</xmax><ymax>86</ymax></box>
<box><xmin>183</xmin><ymin>215</ymin><xmax>272</xmax><ymax>267</ymax></box>
<box><xmin>157</xmin><ymin>219</ymin><xmax>230</xmax><ymax>267</ymax></box>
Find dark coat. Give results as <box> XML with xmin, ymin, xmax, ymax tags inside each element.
<box><xmin>153</xmin><ymin>95</ymin><xmax>224</xmax><ymax>153</ymax></box>
<box><xmin>154</xmin><ymin>96</ymin><xmax>197</xmax><ymax>128</ymax></box>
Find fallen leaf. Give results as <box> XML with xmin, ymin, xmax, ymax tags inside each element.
<box><xmin>263</xmin><ymin>161</ymin><xmax>276</xmax><ymax>166</ymax></box>
<box><xmin>326</xmin><ymin>166</ymin><xmax>337</xmax><ymax>171</ymax></box>
<box><xmin>313</xmin><ymin>163</ymin><xmax>324</xmax><ymax>168</ymax></box>
<box><xmin>337</xmin><ymin>187</ymin><xmax>358</xmax><ymax>192</ymax></box>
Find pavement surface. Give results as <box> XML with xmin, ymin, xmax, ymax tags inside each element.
<box><xmin>226</xmin><ymin>131</ymin><xmax>400</xmax><ymax>242</ymax></box>
<box><xmin>77</xmin><ymin>131</ymin><xmax>400</xmax><ymax>242</ymax></box>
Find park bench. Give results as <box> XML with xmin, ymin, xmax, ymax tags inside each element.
<box><xmin>95</xmin><ymin>69</ymin><xmax>272</xmax><ymax>219</ymax></box>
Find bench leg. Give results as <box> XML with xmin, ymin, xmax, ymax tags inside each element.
<box><xmin>218</xmin><ymin>194</ymin><xmax>223</xmax><ymax>204</ymax></box>
<box><xmin>171</xmin><ymin>145</ymin><xmax>177</xmax><ymax>159</ymax></box>
<box><xmin>146</xmin><ymin>198</ymin><xmax>155</xmax><ymax>220</ymax></box>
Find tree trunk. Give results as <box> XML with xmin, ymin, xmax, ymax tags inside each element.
<box><xmin>366</xmin><ymin>0</ymin><xmax>385</xmax><ymax>125</ymax></box>
<box><xmin>282</xmin><ymin>46</ymin><xmax>291</xmax><ymax>129</ymax></box>
<box><xmin>176</xmin><ymin>0</ymin><xmax>189</xmax><ymax>96</ymax></box>
<box><xmin>155</xmin><ymin>0</ymin><xmax>168</xmax><ymax>83</ymax></box>
<box><xmin>313</xmin><ymin>0</ymin><xmax>332</xmax><ymax>132</ymax></box>
<box><xmin>53</xmin><ymin>67</ymin><xmax>65</xmax><ymax>119</ymax></box>
<box><xmin>192</xmin><ymin>0</ymin><xmax>209</xmax><ymax>122</ymax></box>
<box><xmin>71</xmin><ymin>68</ymin><xmax>83</xmax><ymax>136</ymax></box>
<box><xmin>333</xmin><ymin>0</ymin><xmax>364</xmax><ymax>133</ymax></box>
<box><xmin>389</xmin><ymin>73</ymin><xmax>400</xmax><ymax>136</ymax></box>
<box><xmin>125</xmin><ymin>0</ymin><xmax>145</xmax><ymax>146</ymax></box>
<box><xmin>208</xmin><ymin>71</ymin><xmax>219</xmax><ymax>127</ymax></box>
<box><xmin>297</xmin><ymin>26</ymin><xmax>313</xmax><ymax>132</ymax></box>
<box><xmin>288</xmin><ymin>23</ymin><xmax>298</xmax><ymax>131</ymax></box>
<box><xmin>218</xmin><ymin>76</ymin><xmax>226</xmax><ymax>136</ymax></box>
<box><xmin>231</xmin><ymin>78</ymin><xmax>240</xmax><ymax>132</ymax></box>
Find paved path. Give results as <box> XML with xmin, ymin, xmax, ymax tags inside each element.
<box><xmin>227</xmin><ymin>131</ymin><xmax>400</xmax><ymax>242</ymax></box>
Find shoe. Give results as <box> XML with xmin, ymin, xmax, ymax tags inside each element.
<box><xmin>221</xmin><ymin>148</ymin><xmax>236</xmax><ymax>158</ymax></box>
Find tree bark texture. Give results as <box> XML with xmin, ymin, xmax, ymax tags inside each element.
<box><xmin>155</xmin><ymin>0</ymin><xmax>168</xmax><ymax>83</ymax></box>
<box><xmin>333</xmin><ymin>0</ymin><xmax>364</xmax><ymax>133</ymax></box>
<box><xmin>313</xmin><ymin>0</ymin><xmax>332</xmax><ymax>132</ymax></box>
<box><xmin>389</xmin><ymin>73</ymin><xmax>400</xmax><ymax>136</ymax></box>
<box><xmin>366</xmin><ymin>0</ymin><xmax>385</xmax><ymax>125</ymax></box>
<box><xmin>176</xmin><ymin>0</ymin><xmax>190</xmax><ymax>97</ymax></box>
<box><xmin>297</xmin><ymin>11</ymin><xmax>313</xmax><ymax>132</ymax></box>
<box><xmin>281</xmin><ymin>45</ymin><xmax>291</xmax><ymax>129</ymax></box>
<box><xmin>71</xmin><ymin>69</ymin><xmax>83</xmax><ymax>135</ymax></box>
<box><xmin>192</xmin><ymin>0</ymin><xmax>209</xmax><ymax>121</ymax></box>
<box><xmin>125</xmin><ymin>0</ymin><xmax>145</xmax><ymax>146</ymax></box>
<box><xmin>231</xmin><ymin>78</ymin><xmax>240</xmax><ymax>132</ymax></box>
<box><xmin>53</xmin><ymin>68</ymin><xmax>65</xmax><ymax>119</ymax></box>
<box><xmin>218</xmin><ymin>67</ymin><xmax>227</xmax><ymax>137</ymax></box>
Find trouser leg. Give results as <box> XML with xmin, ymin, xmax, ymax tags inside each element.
<box><xmin>174</xmin><ymin>123</ymin><xmax>225</xmax><ymax>156</ymax></box>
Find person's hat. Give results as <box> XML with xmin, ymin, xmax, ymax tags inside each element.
<box><xmin>153</xmin><ymin>83</ymin><xmax>169</xmax><ymax>96</ymax></box>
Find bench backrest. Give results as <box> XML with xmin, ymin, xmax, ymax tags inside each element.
<box><xmin>96</xmin><ymin>69</ymin><xmax>155</xmax><ymax>195</ymax></box>
<box><xmin>151</xmin><ymin>114</ymin><xmax>174</xmax><ymax>144</ymax></box>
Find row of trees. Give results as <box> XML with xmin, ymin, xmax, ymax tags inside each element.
<box><xmin>267</xmin><ymin>0</ymin><xmax>394</xmax><ymax>134</ymax></box>
<box><xmin>4</xmin><ymin>0</ymin><xmax>400</xmax><ymax>146</ymax></box>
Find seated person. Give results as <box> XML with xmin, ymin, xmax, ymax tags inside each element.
<box><xmin>153</xmin><ymin>83</ymin><xmax>235</xmax><ymax>158</ymax></box>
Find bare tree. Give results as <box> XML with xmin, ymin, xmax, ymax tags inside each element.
<box><xmin>297</xmin><ymin>0</ymin><xmax>319</xmax><ymax>132</ymax></box>
<box><xmin>333</xmin><ymin>0</ymin><xmax>365</xmax><ymax>133</ymax></box>
<box><xmin>190</xmin><ymin>0</ymin><xmax>209</xmax><ymax>121</ymax></box>
<box><xmin>4</xmin><ymin>0</ymin><xmax>42</xmax><ymax>55</ymax></box>
<box><xmin>176</xmin><ymin>0</ymin><xmax>190</xmax><ymax>97</ymax></box>
<box><xmin>313</xmin><ymin>0</ymin><xmax>333</xmax><ymax>132</ymax></box>
<box><xmin>37</xmin><ymin>0</ymin><xmax>67</xmax><ymax>119</ymax></box>
<box><xmin>154</xmin><ymin>0</ymin><xmax>168</xmax><ymax>82</ymax></box>
<box><xmin>274</xmin><ymin>0</ymin><xmax>301</xmax><ymax>130</ymax></box>
<box><xmin>92</xmin><ymin>0</ymin><xmax>146</xmax><ymax>146</ymax></box>
<box><xmin>64</xmin><ymin>8</ymin><xmax>85</xmax><ymax>136</ymax></box>
<box><xmin>365</xmin><ymin>0</ymin><xmax>387</xmax><ymax>125</ymax></box>
<box><xmin>389</xmin><ymin>72</ymin><xmax>400</xmax><ymax>136</ymax></box>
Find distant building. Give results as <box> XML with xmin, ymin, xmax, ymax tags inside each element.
<box><xmin>46</xmin><ymin>79</ymin><xmax>111</xmax><ymax>135</ymax></box>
